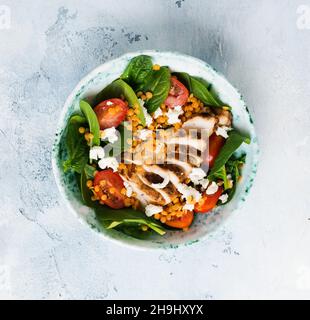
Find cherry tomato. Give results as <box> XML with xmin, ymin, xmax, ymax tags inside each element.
<box><xmin>93</xmin><ymin>169</ymin><xmax>125</xmax><ymax>209</ymax></box>
<box><xmin>194</xmin><ymin>187</ymin><xmax>223</xmax><ymax>213</ymax></box>
<box><xmin>165</xmin><ymin>77</ymin><xmax>189</xmax><ymax>108</ymax></box>
<box><xmin>94</xmin><ymin>98</ymin><xmax>128</xmax><ymax>129</ymax></box>
<box><xmin>205</xmin><ymin>133</ymin><xmax>226</xmax><ymax>168</ymax></box>
<box><xmin>165</xmin><ymin>211</ymin><xmax>194</xmax><ymax>229</ymax></box>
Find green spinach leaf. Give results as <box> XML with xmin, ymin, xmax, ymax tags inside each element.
<box><xmin>208</xmin><ymin>165</ymin><xmax>230</xmax><ymax>190</ymax></box>
<box><xmin>218</xmin><ymin>154</ymin><xmax>246</xmax><ymax>205</ymax></box>
<box><xmin>63</xmin><ymin>115</ymin><xmax>89</xmax><ymax>174</ymax></box>
<box><xmin>80</xmin><ymin>100</ymin><xmax>100</xmax><ymax>146</ymax></box>
<box><xmin>121</xmin><ymin>55</ymin><xmax>153</xmax><ymax>87</ymax></box>
<box><xmin>94</xmin><ymin>79</ymin><xmax>146</xmax><ymax>126</ymax></box>
<box><xmin>84</xmin><ymin>164</ymin><xmax>96</xmax><ymax>179</ymax></box>
<box><xmin>174</xmin><ymin>72</ymin><xmax>222</xmax><ymax>107</ymax></box>
<box><xmin>95</xmin><ymin>206</ymin><xmax>166</xmax><ymax>236</ymax></box>
<box><xmin>140</xmin><ymin>66</ymin><xmax>171</xmax><ymax>113</ymax></box>
<box><xmin>80</xmin><ymin>167</ymin><xmax>96</xmax><ymax>207</ymax></box>
<box><xmin>209</xmin><ymin>130</ymin><xmax>250</xmax><ymax>176</ymax></box>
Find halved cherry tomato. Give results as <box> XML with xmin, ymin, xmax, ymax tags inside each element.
<box><xmin>205</xmin><ymin>133</ymin><xmax>226</xmax><ymax>168</ymax></box>
<box><xmin>93</xmin><ymin>169</ymin><xmax>125</xmax><ymax>209</ymax></box>
<box><xmin>165</xmin><ymin>211</ymin><xmax>194</xmax><ymax>229</ymax></box>
<box><xmin>165</xmin><ymin>76</ymin><xmax>189</xmax><ymax>108</ymax></box>
<box><xmin>194</xmin><ymin>187</ymin><xmax>223</xmax><ymax>213</ymax></box>
<box><xmin>94</xmin><ymin>98</ymin><xmax>128</xmax><ymax>129</ymax></box>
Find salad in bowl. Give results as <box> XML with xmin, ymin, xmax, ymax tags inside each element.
<box><xmin>53</xmin><ymin>51</ymin><xmax>258</xmax><ymax>248</ymax></box>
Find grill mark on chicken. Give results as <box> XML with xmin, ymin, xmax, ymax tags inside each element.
<box><xmin>144</xmin><ymin>172</ymin><xmax>164</xmax><ymax>184</ymax></box>
<box><xmin>121</xmin><ymin>170</ymin><xmax>167</xmax><ymax>206</ymax></box>
<box><xmin>137</xmin><ymin>173</ymin><xmax>172</xmax><ymax>205</ymax></box>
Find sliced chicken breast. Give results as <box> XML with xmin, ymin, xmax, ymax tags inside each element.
<box><xmin>182</xmin><ymin>115</ymin><xmax>217</xmax><ymax>137</ymax></box>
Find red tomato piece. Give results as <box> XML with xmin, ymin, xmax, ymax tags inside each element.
<box><xmin>165</xmin><ymin>211</ymin><xmax>194</xmax><ymax>229</ymax></box>
<box><xmin>93</xmin><ymin>169</ymin><xmax>125</xmax><ymax>209</ymax></box>
<box><xmin>194</xmin><ymin>187</ymin><xmax>223</xmax><ymax>213</ymax></box>
<box><xmin>205</xmin><ymin>133</ymin><xmax>226</xmax><ymax>168</ymax></box>
<box><xmin>94</xmin><ymin>98</ymin><xmax>128</xmax><ymax>129</ymax></box>
<box><xmin>165</xmin><ymin>76</ymin><xmax>189</xmax><ymax>108</ymax></box>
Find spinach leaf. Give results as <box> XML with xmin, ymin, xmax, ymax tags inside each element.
<box><xmin>208</xmin><ymin>165</ymin><xmax>230</xmax><ymax>190</ymax></box>
<box><xmin>121</xmin><ymin>55</ymin><xmax>153</xmax><ymax>87</ymax></box>
<box><xmin>174</xmin><ymin>72</ymin><xmax>222</xmax><ymax>107</ymax></box>
<box><xmin>140</xmin><ymin>66</ymin><xmax>171</xmax><ymax>113</ymax></box>
<box><xmin>95</xmin><ymin>206</ymin><xmax>166</xmax><ymax>236</ymax></box>
<box><xmin>80</xmin><ymin>100</ymin><xmax>100</xmax><ymax>146</ymax></box>
<box><xmin>218</xmin><ymin>154</ymin><xmax>246</xmax><ymax>204</ymax></box>
<box><xmin>63</xmin><ymin>115</ymin><xmax>89</xmax><ymax>174</ymax></box>
<box><xmin>80</xmin><ymin>167</ymin><xmax>96</xmax><ymax>207</ymax></box>
<box><xmin>84</xmin><ymin>164</ymin><xmax>96</xmax><ymax>179</ymax></box>
<box><xmin>94</xmin><ymin>79</ymin><xmax>146</xmax><ymax>126</ymax></box>
<box><xmin>209</xmin><ymin>130</ymin><xmax>250</xmax><ymax>176</ymax></box>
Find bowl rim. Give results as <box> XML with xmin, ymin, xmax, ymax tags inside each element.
<box><xmin>51</xmin><ymin>50</ymin><xmax>259</xmax><ymax>250</ymax></box>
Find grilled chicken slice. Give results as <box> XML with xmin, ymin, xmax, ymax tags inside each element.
<box><xmin>171</xmin><ymin>152</ymin><xmax>203</xmax><ymax>167</ymax></box>
<box><xmin>182</xmin><ymin>115</ymin><xmax>217</xmax><ymax>136</ymax></box>
<box><xmin>165</xmin><ymin>136</ymin><xmax>207</xmax><ymax>152</ymax></box>
<box><xmin>121</xmin><ymin>167</ymin><xmax>168</xmax><ymax>206</ymax></box>
<box><xmin>143</xmin><ymin>165</ymin><xmax>180</xmax><ymax>187</ymax></box>
<box><xmin>215</xmin><ymin>109</ymin><xmax>232</xmax><ymax>127</ymax></box>
<box><xmin>137</xmin><ymin>172</ymin><xmax>173</xmax><ymax>205</ymax></box>
<box><xmin>164</xmin><ymin>158</ymin><xmax>193</xmax><ymax>176</ymax></box>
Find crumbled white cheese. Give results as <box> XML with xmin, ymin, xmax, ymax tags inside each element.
<box><xmin>215</xmin><ymin>126</ymin><xmax>232</xmax><ymax>139</ymax></box>
<box><xmin>139</xmin><ymin>99</ymin><xmax>153</xmax><ymax>127</ymax></box>
<box><xmin>166</xmin><ymin>105</ymin><xmax>184</xmax><ymax>124</ymax></box>
<box><xmin>124</xmin><ymin>181</ymin><xmax>133</xmax><ymax>197</ymax></box>
<box><xmin>89</xmin><ymin>146</ymin><xmax>105</xmax><ymax>160</ymax></box>
<box><xmin>100</xmin><ymin>127</ymin><xmax>119</xmax><ymax>144</ymax></box>
<box><xmin>219</xmin><ymin>193</ymin><xmax>228</xmax><ymax>204</ymax></box>
<box><xmin>189</xmin><ymin>168</ymin><xmax>207</xmax><ymax>185</ymax></box>
<box><xmin>206</xmin><ymin>181</ymin><xmax>219</xmax><ymax>195</ymax></box>
<box><xmin>199</xmin><ymin>178</ymin><xmax>210</xmax><ymax>190</ymax></box>
<box><xmin>98</xmin><ymin>157</ymin><xmax>119</xmax><ymax>172</ymax></box>
<box><xmin>145</xmin><ymin>204</ymin><xmax>163</xmax><ymax>217</ymax></box>
<box><xmin>177</xmin><ymin>183</ymin><xmax>202</xmax><ymax>203</ymax></box>
<box><xmin>106</xmin><ymin>101</ymin><xmax>114</xmax><ymax>106</ymax></box>
<box><xmin>138</xmin><ymin>129</ymin><xmax>152</xmax><ymax>141</ymax></box>
<box><xmin>183</xmin><ymin>203</ymin><xmax>194</xmax><ymax>211</ymax></box>
<box><xmin>151</xmin><ymin>175</ymin><xmax>170</xmax><ymax>189</ymax></box>
<box><xmin>153</xmin><ymin>108</ymin><xmax>163</xmax><ymax>119</ymax></box>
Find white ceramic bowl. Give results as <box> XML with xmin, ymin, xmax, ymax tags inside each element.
<box><xmin>52</xmin><ymin>50</ymin><xmax>259</xmax><ymax>249</ymax></box>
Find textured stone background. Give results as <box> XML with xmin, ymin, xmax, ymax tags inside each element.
<box><xmin>0</xmin><ymin>0</ymin><xmax>310</xmax><ymax>299</ymax></box>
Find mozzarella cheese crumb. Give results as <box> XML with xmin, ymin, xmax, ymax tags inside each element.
<box><xmin>199</xmin><ymin>178</ymin><xmax>210</xmax><ymax>190</ymax></box>
<box><xmin>189</xmin><ymin>168</ymin><xmax>207</xmax><ymax>185</ymax></box>
<box><xmin>139</xmin><ymin>99</ymin><xmax>153</xmax><ymax>127</ymax></box>
<box><xmin>219</xmin><ymin>193</ymin><xmax>228</xmax><ymax>204</ymax></box>
<box><xmin>183</xmin><ymin>203</ymin><xmax>194</xmax><ymax>211</ymax></box>
<box><xmin>100</xmin><ymin>127</ymin><xmax>118</xmax><ymax>144</ymax></box>
<box><xmin>153</xmin><ymin>108</ymin><xmax>163</xmax><ymax>119</ymax></box>
<box><xmin>98</xmin><ymin>157</ymin><xmax>119</xmax><ymax>172</ymax></box>
<box><xmin>215</xmin><ymin>126</ymin><xmax>232</xmax><ymax>139</ymax></box>
<box><xmin>166</xmin><ymin>105</ymin><xmax>184</xmax><ymax>124</ymax></box>
<box><xmin>124</xmin><ymin>181</ymin><xmax>133</xmax><ymax>197</ymax></box>
<box><xmin>138</xmin><ymin>129</ymin><xmax>152</xmax><ymax>141</ymax></box>
<box><xmin>151</xmin><ymin>175</ymin><xmax>170</xmax><ymax>189</ymax></box>
<box><xmin>89</xmin><ymin>146</ymin><xmax>105</xmax><ymax>160</ymax></box>
<box><xmin>145</xmin><ymin>204</ymin><xmax>163</xmax><ymax>217</ymax></box>
<box><xmin>177</xmin><ymin>183</ymin><xmax>202</xmax><ymax>203</ymax></box>
<box><xmin>206</xmin><ymin>181</ymin><xmax>219</xmax><ymax>195</ymax></box>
